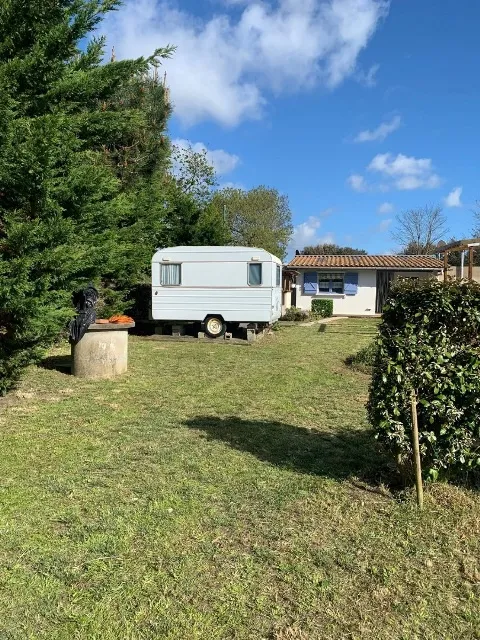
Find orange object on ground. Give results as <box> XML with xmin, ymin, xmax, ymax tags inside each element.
<box><xmin>108</xmin><ymin>315</ymin><xmax>134</xmax><ymax>324</ymax></box>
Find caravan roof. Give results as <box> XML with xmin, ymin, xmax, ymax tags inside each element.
<box><xmin>152</xmin><ymin>246</ymin><xmax>282</xmax><ymax>263</ymax></box>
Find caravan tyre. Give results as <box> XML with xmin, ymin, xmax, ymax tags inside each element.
<box><xmin>205</xmin><ymin>316</ymin><xmax>226</xmax><ymax>338</ymax></box>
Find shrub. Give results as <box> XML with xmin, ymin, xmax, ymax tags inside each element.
<box><xmin>311</xmin><ymin>299</ymin><xmax>333</xmax><ymax>318</ymax></box>
<box><xmin>281</xmin><ymin>307</ymin><xmax>310</xmax><ymax>322</ymax></box>
<box><xmin>346</xmin><ymin>341</ymin><xmax>377</xmax><ymax>373</ymax></box>
<box><xmin>368</xmin><ymin>279</ymin><xmax>480</xmax><ymax>482</ymax></box>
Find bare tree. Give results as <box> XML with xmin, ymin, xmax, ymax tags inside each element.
<box><xmin>391</xmin><ymin>205</ymin><xmax>448</xmax><ymax>254</ymax></box>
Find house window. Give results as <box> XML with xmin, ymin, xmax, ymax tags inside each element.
<box><xmin>248</xmin><ymin>263</ymin><xmax>262</xmax><ymax>286</ymax></box>
<box><xmin>318</xmin><ymin>272</ymin><xmax>344</xmax><ymax>294</ymax></box>
<box><xmin>276</xmin><ymin>265</ymin><xmax>281</xmax><ymax>287</ymax></box>
<box><xmin>161</xmin><ymin>263</ymin><xmax>181</xmax><ymax>286</ymax></box>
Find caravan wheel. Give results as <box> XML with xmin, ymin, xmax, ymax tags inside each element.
<box><xmin>204</xmin><ymin>316</ymin><xmax>226</xmax><ymax>338</ymax></box>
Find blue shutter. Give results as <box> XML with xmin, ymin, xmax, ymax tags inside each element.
<box><xmin>344</xmin><ymin>272</ymin><xmax>358</xmax><ymax>296</ymax></box>
<box><xmin>303</xmin><ymin>272</ymin><xmax>318</xmax><ymax>295</ymax></box>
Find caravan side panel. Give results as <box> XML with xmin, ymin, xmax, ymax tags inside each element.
<box><xmin>152</xmin><ymin>258</ymin><xmax>278</xmax><ymax>323</ymax></box>
<box><xmin>152</xmin><ymin>288</ymin><xmax>273</xmax><ymax>322</ymax></box>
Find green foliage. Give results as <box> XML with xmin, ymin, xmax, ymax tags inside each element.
<box><xmin>162</xmin><ymin>185</ymin><xmax>230</xmax><ymax>248</ymax></box>
<box><xmin>281</xmin><ymin>307</ymin><xmax>310</xmax><ymax>322</ymax></box>
<box><xmin>301</xmin><ymin>244</ymin><xmax>367</xmax><ymax>256</ymax></box>
<box><xmin>368</xmin><ymin>279</ymin><xmax>480</xmax><ymax>482</ymax></box>
<box><xmin>170</xmin><ymin>143</ymin><xmax>217</xmax><ymax>204</ymax></box>
<box><xmin>346</xmin><ymin>341</ymin><xmax>377</xmax><ymax>373</ymax></box>
<box><xmin>0</xmin><ymin>0</ymin><xmax>173</xmax><ymax>393</ymax></box>
<box><xmin>311</xmin><ymin>299</ymin><xmax>333</xmax><ymax>318</ymax></box>
<box><xmin>212</xmin><ymin>186</ymin><xmax>293</xmax><ymax>260</ymax></box>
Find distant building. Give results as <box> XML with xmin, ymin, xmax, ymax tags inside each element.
<box><xmin>285</xmin><ymin>254</ymin><xmax>443</xmax><ymax>316</ymax></box>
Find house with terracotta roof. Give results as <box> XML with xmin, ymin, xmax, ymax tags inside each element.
<box><xmin>285</xmin><ymin>254</ymin><xmax>444</xmax><ymax>316</ymax></box>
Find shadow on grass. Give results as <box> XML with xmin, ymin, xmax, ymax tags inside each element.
<box><xmin>40</xmin><ymin>355</ymin><xmax>72</xmax><ymax>375</ymax></box>
<box><xmin>186</xmin><ymin>416</ymin><xmax>395</xmax><ymax>487</ymax></box>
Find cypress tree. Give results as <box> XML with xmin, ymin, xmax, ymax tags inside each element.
<box><xmin>0</xmin><ymin>0</ymin><xmax>173</xmax><ymax>393</ymax></box>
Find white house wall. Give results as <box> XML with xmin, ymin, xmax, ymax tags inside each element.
<box><xmin>296</xmin><ymin>270</ymin><xmax>377</xmax><ymax>316</ymax></box>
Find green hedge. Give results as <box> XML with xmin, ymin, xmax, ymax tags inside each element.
<box><xmin>311</xmin><ymin>299</ymin><xmax>333</xmax><ymax>318</ymax></box>
<box><xmin>368</xmin><ymin>279</ymin><xmax>480</xmax><ymax>482</ymax></box>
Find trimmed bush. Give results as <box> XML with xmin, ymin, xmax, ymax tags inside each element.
<box><xmin>368</xmin><ymin>279</ymin><xmax>480</xmax><ymax>482</ymax></box>
<box><xmin>311</xmin><ymin>299</ymin><xmax>333</xmax><ymax>318</ymax></box>
<box><xmin>281</xmin><ymin>307</ymin><xmax>310</xmax><ymax>322</ymax></box>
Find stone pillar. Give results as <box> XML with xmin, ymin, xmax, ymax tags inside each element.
<box><xmin>72</xmin><ymin>322</ymin><xmax>135</xmax><ymax>379</ymax></box>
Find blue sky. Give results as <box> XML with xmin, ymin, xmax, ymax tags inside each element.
<box><xmin>104</xmin><ymin>0</ymin><xmax>480</xmax><ymax>256</ymax></box>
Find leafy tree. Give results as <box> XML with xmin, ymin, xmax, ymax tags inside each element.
<box><xmin>392</xmin><ymin>205</ymin><xmax>447</xmax><ymax>254</ymax></box>
<box><xmin>212</xmin><ymin>186</ymin><xmax>293</xmax><ymax>259</ymax></box>
<box><xmin>162</xmin><ymin>185</ymin><xmax>230</xmax><ymax>248</ymax></box>
<box><xmin>0</xmin><ymin>0</ymin><xmax>173</xmax><ymax>393</ymax></box>
<box><xmin>300</xmin><ymin>244</ymin><xmax>367</xmax><ymax>255</ymax></box>
<box><xmin>170</xmin><ymin>143</ymin><xmax>217</xmax><ymax>204</ymax></box>
<box><xmin>99</xmin><ymin>71</ymin><xmax>173</xmax><ymax>312</ymax></box>
<box><xmin>145</xmin><ymin>142</ymin><xmax>230</xmax><ymax>250</ymax></box>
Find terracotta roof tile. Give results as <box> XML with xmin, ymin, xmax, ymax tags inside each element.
<box><xmin>287</xmin><ymin>255</ymin><xmax>444</xmax><ymax>270</ymax></box>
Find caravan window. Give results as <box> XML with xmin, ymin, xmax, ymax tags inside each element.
<box><xmin>276</xmin><ymin>265</ymin><xmax>281</xmax><ymax>287</ymax></box>
<box><xmin>248</xmin><ymin>263</ymin><xmax>262</xmax><ymax>286</ymax></box>
<box><xmin>161</xmin><ymin>263</ymin><xmax>181</xmax><ymax>286</ymax></box>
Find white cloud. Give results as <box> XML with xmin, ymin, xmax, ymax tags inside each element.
<box><xmin>354</xmin><ymin>115</ymin><xmax>401</xmax><ymax>142</ymax></box>
<box><xmin>288</xmin><ymin>214</ymin><xmax>334</xmax><ymax>257</ymax></box>
<box><xmin>355</xmin><ymin>62</ymin><xmax>380</xmax><ymax>87</ymax></box>
<box><xmin>377</xmin><ymin>218</ymin><xmax>392</xmax><ymax>232</ymax></box>
<box><xmin>219</xmin><ymin>181</ymin><xmax>245</xmax><ymax>190</ymax></box>
<box><xmin>444</xmin><ymin>186</ymin><xmax>463</xmax><ymax>208</ymax></box>
<box><xmin>347</xmin><ymin>174</ymin><xmax>369</xmax><ymax>192</ymax></box>
<box><xmin>104</xmin><ymin>0</ymin><xmax>390</xmax><ymax>126</ymax></box>
<box><xmin>367</xmin><ymin>153</ymin><xmax>441</xmax><ymax>190</ymax></box>
<box><xmin>377</xmin><ymin>201</ymin><xmax>394</xmax><ymax>215</ymax></box>
<box><xmin>173</xmin><ymin>139</ymin><xmax>240</xmax><ymax>175</ymax></box>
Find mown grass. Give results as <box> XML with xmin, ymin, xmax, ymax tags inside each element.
<box><xmin>0</xmin><ymin>320</ymin><xmax>479</xmax><ymax>639</ymax></box>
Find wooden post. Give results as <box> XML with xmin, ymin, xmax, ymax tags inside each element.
<box><xmin>443</xmin><ymin>250</ymin><xmax>449</xmax><ymax>282</ymax></box>
<box><xmin>468</xmin><ymin>247</ymin><xmax>474</xmax><ymax>281</ymax></box>
<box><xmin>410</xmin><ymin>390</ymin><xmax>424</xmax><ymax>510</ymax></box>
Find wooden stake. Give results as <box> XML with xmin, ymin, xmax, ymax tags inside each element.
<box><xmin>468</xmin><ymin>247</ymin><xmax>474</xmax><ymax>281</ymax></box>
<box><xmin>443</xmin><ymin>250</ymin><xmax>449</xmax><ymax>282</ymax></box>
<box><xmin>410</xmin><ymin>390</ymin><xmax>424</xmax><ymax>510</ymax></box>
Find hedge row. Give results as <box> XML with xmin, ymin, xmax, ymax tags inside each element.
<box><xmin>368</xmin><ymin>279</ymin><xmax>480</xmax><ymax>481</ymax></box>
<box><xmin>311</xmin><ymin>299</ymin><xmax>333</xmax><ymax>318</ymax></box>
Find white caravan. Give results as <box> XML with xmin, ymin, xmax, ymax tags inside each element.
<box><xmin>151</xmin><ymin>246</ymin><xmax>282</xmax><ymax>337</ymax></box>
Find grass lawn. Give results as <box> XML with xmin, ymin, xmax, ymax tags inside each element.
<box><xmin>0</xmin><ymin>321</ymin><xmax>479</xmax><ymax>639</ymax></box>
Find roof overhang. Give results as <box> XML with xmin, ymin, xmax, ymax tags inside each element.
<box><xmin>291</xmin><ymin>265</ymin><xmax>442</xmax><ymax>271</ymax></box>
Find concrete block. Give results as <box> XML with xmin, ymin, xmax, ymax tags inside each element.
<box><xmin>172</xmin><ymin>324</ymin><xmax>186</xmax><ymax>337</ymax></box>
<box><xmin>72</xmin><ymin>325</ymin><xmax>131</xmax><ymax>379</ymax></box>
<box><xmin>224</xmin><ymin>332</ymin><xmax>233</xmax><ymax>341</ymax></box>
<box><xmin>246</xmin><ymin>329</ymin><xmax>256</xmax><ymax>343</ymax></box>
<box><xmin>197</xmin><ymin>331</ymin><xmax>205</xmax><ymax>339</ymax></box>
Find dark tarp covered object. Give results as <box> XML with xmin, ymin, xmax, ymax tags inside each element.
<box><xmin>68</xmin><ymin>285</ymin><xmax>98</xmax><ymax>344</ymax></box>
